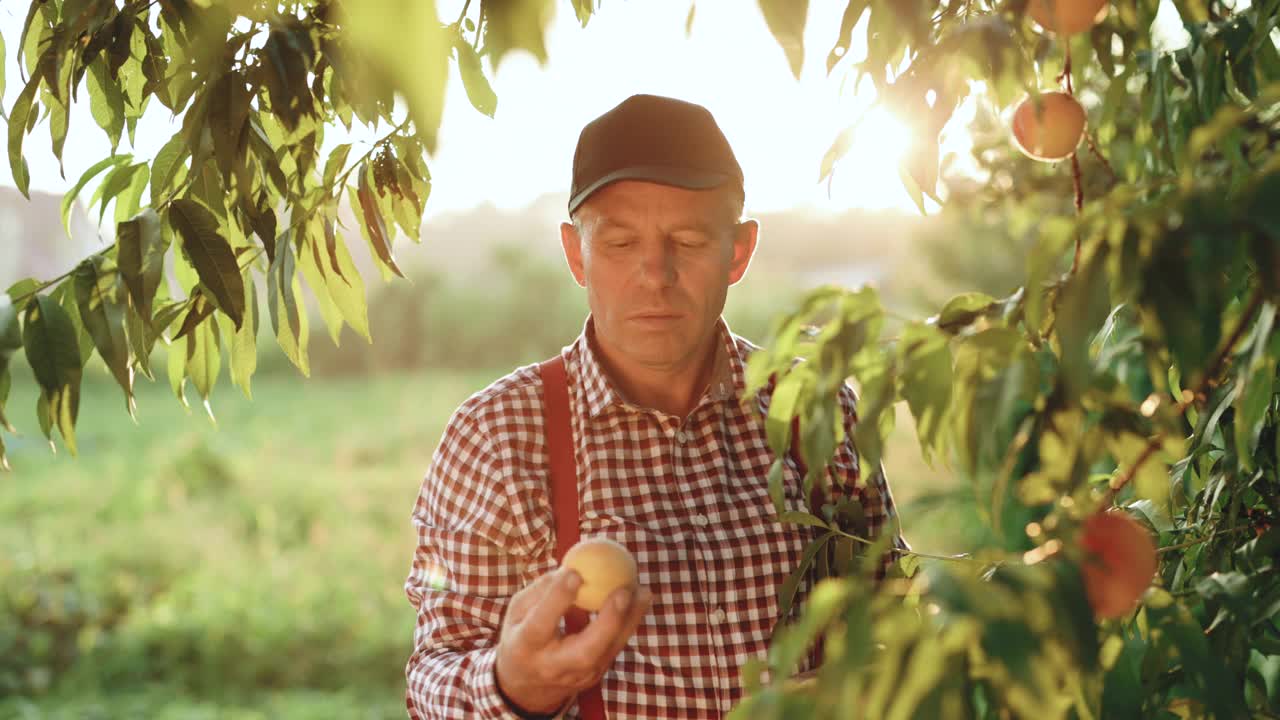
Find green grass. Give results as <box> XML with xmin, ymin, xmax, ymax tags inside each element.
<box><xmin>0</xmin><ymin>364</ymin><xmax>493</xmax><ymax>714</ymax></box>
<box><xmin>0</xmin><ymin>357</ymin><xmax>962</xmax><ymax>715</ymax></box>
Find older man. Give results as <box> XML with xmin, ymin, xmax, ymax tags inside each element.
<box><xmin>404</xmin><ymin>94</ymin><xmax>906</xmax><ymax>719</ymax></box>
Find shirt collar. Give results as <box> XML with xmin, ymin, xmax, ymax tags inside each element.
<box><xmin>574</xmin><ymin>315</ymin><xmax>744</xmax><ymax>420</ymax></box>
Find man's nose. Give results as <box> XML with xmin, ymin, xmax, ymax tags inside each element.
<box><xmin>636</xmin><ymin>239</ymin><xmax>677</xmax><ymax>289</ymax></box>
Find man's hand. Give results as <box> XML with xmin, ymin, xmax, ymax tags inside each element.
<box><xmin>495</xmin><ymin>568</ymin><xmax>652</xmax><ymax>714</ymax></box>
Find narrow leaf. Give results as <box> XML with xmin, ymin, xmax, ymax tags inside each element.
<box><xmin>150</xmin><ymin>131</ymin><xmax>190</xmax><ymax>206</ymax></box>
<box><xmin>117</xmin><ymin>209</ymin><xmax>169</xmax><ymax>321</ymax></box>
<box><xmin>169</xmin><ymin>198</ymin><xmax>246</xmax><ymax>328</ymax></box>
<box><xmin>73</xmin><ymin>257</ymin><xmax>134</xmax><ymax>415</ymax></box>
<box><xmin>779</xmin><ymin>531</ymin><xmax>833</xmax><ymax>619</ymax></box>
<box><xmin>355</xmin><ymin>169</ymin><xmax>405</xmax><ymax>279</ymax></box>
<box><xmin>62</xmin><ymin>155</ymin><xmax>129</xmax><ymax>239</ymax></box>
<box><xmin>186</xmin><ymin>317</ymin><xmax>220</xmax><ymax>421</ymax></box>
<box><xmin>0</xmin><ymin>295</ymin><xmax>21</xmax><ymax>432</ymax></box>
<box><xmin>758</xmin><ymin>0</ymin><xmax>809</xmax><ymax>79</ymax></box>
<box><xmin>22</xmin><ymin>296</ymin><xmax>83</xmax><ymax>455</ymax></box>
<box><xmin>454</xmin><ymin>39</ymin><xmax>497</xmax><ymax>117</ymax></box>
<box><xmin>226</xmin><ymin>272</ymin><xmax>258</xmax><ymax>399</ymax></box>
<box><xmin>8</xmin><ymin>54</ymin><xmax>49</xmax><ymax>198</ymax></box>
<box><xmin>87</xmin><ymin>59</ymin><xmax>126</xmax><ymax>151</ymax></box>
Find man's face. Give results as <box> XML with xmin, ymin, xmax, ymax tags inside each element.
<box><xmin>560</xmin><ymin>180</ymin><xmax>758</xmax><ymax>372</ymax></box>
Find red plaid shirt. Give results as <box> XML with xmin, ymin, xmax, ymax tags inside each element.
<box><xmin>404</xmin><ymin>318</ymin><xmax>906</xmax><ymax>719</ymax></box>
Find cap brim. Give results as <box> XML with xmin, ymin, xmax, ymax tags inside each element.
<box><xmin>568</xmin><ymin>166</ymin><xmax>731</xmax><ymax>215</ymax></box>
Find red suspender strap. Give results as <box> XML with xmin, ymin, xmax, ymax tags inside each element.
<box><xmin>539</xmin><ymin>356</ymin><xmax>608</xmax><ymax>720</ymax></box>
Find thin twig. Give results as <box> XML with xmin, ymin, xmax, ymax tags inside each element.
<box><xmin>1157</xmin><ymin>525</ymin><xmax>1255</xmax><ymax>555</ymax></box>
<box><xmin>827</xmin><ymin>527</ymin><xmax>983</xmax><ymax>564</ymax></box>
<box><xmin>1084</xmin><ymin>130</ymin><xmax>1120</xmax><ymax>183</ymax></box>
<box><xmin>1071</xmin><ymin>153</ymin><xmax>1084</xmax><ymax>214</ymax></box>
<box><xmin>455</xmin><ymin>0</ymin><xmax>474</xmax><ymax>26</ymax></box>
<box><xmin>9</xmin><ymin>264</ymin><xmax>85</xmax><ymax>309</ymax></box>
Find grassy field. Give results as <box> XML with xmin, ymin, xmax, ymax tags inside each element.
<box><xmin>0</xmin><ymin>358</ymin><xmax>963</xmax><ymax>716</ymax></box>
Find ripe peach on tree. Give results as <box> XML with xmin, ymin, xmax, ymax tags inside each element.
<box><xmin>1011</xmin><ymin>91</ymin><xmax>1087</xmax><ymax>162</ymax></box>
<box><xmin>1078</xmin><ymin>511</ymin><xmax>1158</xmax><ymax>619</ymax></box>
<box><xmin>1027</xmin><ymin>0</ymin><xmax>1110</xmax><ymax>36</ymax></box>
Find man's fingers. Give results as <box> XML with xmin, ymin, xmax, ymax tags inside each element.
<box><xmin>514</xmin><ymin>568</ymin><xmax>583</xmax><ymax>648</ymax></box>
<box><xmin>547</xmin><ymin>584</ymin><xmax>648</xmax><ymax>674</ymax></box>
<box><xmin>506</xmin><ymin>570</ymin><xmax>558</xmax><ymax>623</ymax></box>
<box><xmin>599</xmin><ymin>586</ymin><xmax>651</xmax><ymax>662</ymax></box>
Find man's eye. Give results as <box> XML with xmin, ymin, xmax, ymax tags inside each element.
<box><xmin>675</xmin><ymin>234</ymin><xmax>710</xmax><ymax>248</ymax></box>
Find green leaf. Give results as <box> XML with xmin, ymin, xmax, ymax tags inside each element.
<box><xmin>571</xmin><ymin>0</ymin><xmax>594</xmax><ymax>26</ymax></box>
<box><xmin>268</xmin><ymin>232</ymin><xmax>310</xmax><ymax>376</ymax></box>
<box><xmin>87</xmin><ymin>59</ymin><xmax>126</xmax><ymax>151</ymax></box>
<box><xmin>777</xmin><ymin>511</ymin><xmax>830</xmax><ymax>530</ymax></box>
<box><xmin>123</xmin><ymin>294</ymin><xmax>155</xmax><ymax>381</ymax></box>
<box><xmin>898</xmin><ymin>323</ymin><xmax>952</xmax><ymax>463</ymax></box>
<box><xmin>73</xmin><ymin>256</ymin><xmax>134</xmax><ymax>416</ymax></box>
<box><xmin>1234</xmin><ymin>353</ymin><xmax>1276</xmax><ymax>470</ymax></box>
<box><xmin>0</xmin><ymin>296</ymin><xmax>21</xmax><ymax>433</ymax></box>
<box><xmin>8</xmin><ymin>54</ymin><xmax>50</xmax><ymax>199</ymax></box>
<box><xmin>173</xmin><ymin>293</ymin><xmax>216</xmax><ymax>342</ymax></box>
<box><xmin>113</xmin><ymin>162</ymin><xmax>150</xmax><ymax>226</ymax></box>
<box><xmin>933</xmin><ymin>292</ymin><xmax>997</xmax><ymax>333</ymax></box>
<box><xmin>167</xmin><ymin>329</ymin><xmax>189</xmax><ymax>410</ymax></box>
<box><xmin>62</xmin><ymin>155</ymin><xmax>130</xmax><ymax>239</ymax></box>
<box><xmin>150</xmin><ymin>131</ymin><xmax>190</xmax><ymax>206</ymax></box>
<box><xmin>778</xmin><ymin>531</ymin><xmax>833</xmax><ymax>619</ymax></box>
<box><xmin>323</xmin><ymin>143</ymin><xmax>352</xmax><ymax>189</ymax></box>
<box><xmin>186</xmin><ymin>316</ymin><xmax>220</xmax><ymax>421</ymax></box>
<box><xmin>92</xmin><ymin>162</ymin><xmax>148</xmax><ymax>225</ymax></box>
<box><xmin>117</xmin><ymin>209</ymin><xmax>169</xmax><ymax>321</ymax></box>
<box><xmin>455</xmin><ymin>38</ymin><xmax>497</xmax><ymax>118</ymax></box>
<box><xmin>767</xmin><ymin>458</ymin><xmax>787</xmax><ymax>515</ymax></box>
<box><xmin>354</xmin><ymin>169</ymin><xmax>405</xmax><ymax>280</ymax></box>
<box><xmin>850</xmin><ymin>357</ymin><xmax>896</xmax><ymax>472</ymax></box>
<box><xmin>49</xmin><ymin>97</ymin><xmax>69</xmax><ymax>178</ymax></box>
<box><xmin>479</xmin><ymin>0</ymin><xmax>554</xmax><ymax>69</ymax></box>
<box><xmin>52</xmin><ymin>282</ymin><xmax>95</xmax><ymax>368</ymax></box>
<box><xmin>340</xmin><ymin>0</ymin><xmax>449</xmax><ymax>151</ymax></box>
<box><xmin>224</xmin><ymin>272</ymin><xmax>258</xmax><ymax>399</ymax></box>
<box><xmin>169</xmin><ymin>198</ymin><xmax>246</xmax><ymax>329</ymax></box>
<box><xmin>827</xmin><ymin>0</ymin><xmax>870</xmax><ymax>73</ymax></box>
<box><xmin>22</xmin><ymin>296</ymin><xmax>83</xmax><ymax>455</ymax></box>
<box><xmin>297</xmin><ymin>229</ymin><xmax>345</xmax><ymax>345</ymax></box>
<box><xmin>208</xmin><ymin>70</ymin><xmax>252</xmax><ymax>184</ymax></box>
<box><xmin>758</xmin><ymin>0</ymin><xmax>809</xmax><ymax>80</ymax></box>
<box><xmin>767</xmin><ymin>369</ymin><xmax>808</xmax><ymax>457</ymax></box>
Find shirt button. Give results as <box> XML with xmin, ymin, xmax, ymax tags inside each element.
<box><xmin>712</xmin><ymin>608</ymin><xmax>727</xmax><ymax>624</ymax></box>
<box><xmin>694</xmin><ymin>514</ymin><xmax>709</xmax><ymax>528</ymax></box>
<box><xmin>675</xmin><ymin>430</ymin><xmax>689</xmax><ymax>443</ymax></box>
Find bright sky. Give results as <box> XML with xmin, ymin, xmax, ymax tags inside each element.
<box><xmin>0</xmin><ymin>0</ymin><xmax>940</xmax><ymax>219</ymax></box>
<box><xmin>0</xmin><ymin>0</ymin><xmax>1196</xmax><ymax>220</ymax></box>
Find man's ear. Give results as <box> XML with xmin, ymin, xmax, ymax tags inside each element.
<box><xmin>560</xmin><ymin>221</ymin><xmax>587</xmax><ymax>288</ymax></box>
<box><xmin>727</xmin><ymin>218</ymin><xmax>759</xmax><ymax>286</ymax></box>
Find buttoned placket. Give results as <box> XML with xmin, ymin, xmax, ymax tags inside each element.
<box><xmin>667</xmin><ymin>400</ymin><xmax>736</xmax><ymax>716</ymax></box>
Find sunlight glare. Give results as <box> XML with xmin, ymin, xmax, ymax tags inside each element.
<box><xmin>823</xmin><ymin>106</ymin><xmax>917</xmax><ymax>212</ymax></box>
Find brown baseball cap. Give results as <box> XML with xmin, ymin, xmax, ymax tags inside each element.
<box><xmin>568</xmin><ymin>94</ymin><xmax>744</xmax><ymax>215</ymax></box>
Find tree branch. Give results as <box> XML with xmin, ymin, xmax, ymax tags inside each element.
<box><xmin>1104</xmin><ymin>285</ymin><xmax>1268</xmax><ymax>503</ymax></box>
